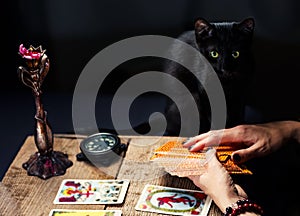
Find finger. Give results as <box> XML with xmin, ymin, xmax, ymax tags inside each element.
<box><xmin>188</xmin><ymin>139</ymin><xmax>219</xmax><ymax>151</ymax></box>
<box><xmin>182</xmin><ymin>137</ymin><xmax>198</xmax><ymax>148</ymax></box>
<box><xmin>182</xmin><ymin>130</ymin><xmax>218</xmax><ymax>147</ymax></box>
<box><xmin>187</xmin><ymin>142</ymin><xmax>206</xmax><ymax>151</ymax></box>
<box><xmin>182</xmin><ymin>134</ymin><xmax>207</xmax><ymax>147</ymax></box>
<box><xmin>188</xmin><ymin>130</ymin><xmax>226</xmax><ymax>151</ymax></box>
<box><xmin>187</xmin><ymin>175</ymin><xmax>200</xmax><ymax>185</ymax></box>
<box><xmin>182</xmin><ymin>131</ymin><xmax>219</xmax><ymax>151</ymax></box>
<box><xmin>187</xmin><ymin>175</ymin><xmax>198</xmax><ymax>182</ymax></box>
<box><xmin>194</xmin><ymin>126</ymin><xmax>257</xmax><ymax>152</ymax></box>
<box><xmin>234</xmin><ymin>184</ymin><xmax>248</xmax><ymax>199</ymax></box>
<box><xmin>231</xmin><ymin>143</ymin><xmax>261</xmax><ymax>163</ymax></box>
<box><xmin>204</xmin><ymin>148</ymin><xmax>219</xmax><ymax>165</ymax></box>
<box><xmin>213</xmin><ymin>127</ymin><xmax>248</xmax><ymax>145</ymax></box>
<box><xmin>208</xmin><ymin>126</ymin><xmax>250</xmax><ymax>144</ymax></box>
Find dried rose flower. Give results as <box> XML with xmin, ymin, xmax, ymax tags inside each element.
<box><xmin>19</xmin><ymin>44</ymin><xmax>45</xmax><ymax>60</ymax></box>
<box><xmin>18</xmin><ymin>44</ymin><xmax>46</xmax><ymax>69</ymax></box>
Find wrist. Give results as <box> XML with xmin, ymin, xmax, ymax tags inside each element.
<box><xmin>218</xmin><ymin>195</ymin><xmax>244</xmax><ymax>213</ymax></box>
<box><xmin>210</xmin><ymin>191</ymin><xmax>243</xmax><ymax>213</ymax></box>
<box><xmin>223</xmin><ymin>199</ymin><xmax>263</xmax><ymax>216</ymax></box>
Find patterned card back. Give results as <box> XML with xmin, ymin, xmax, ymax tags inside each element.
<box><xmin>150</xmin><ymin>141</ymin><xmax>252</xmax><ymax>176</ymax></box>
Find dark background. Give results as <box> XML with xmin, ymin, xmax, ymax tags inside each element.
<box><xmin>1</xmin><ymin>1</ymin><xmax>300</xmax><ymax>214</ymax></box>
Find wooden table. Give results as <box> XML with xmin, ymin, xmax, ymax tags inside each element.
<box><xmin>0</xmin><ymin>134</ymin><xmax>222</xmax><ymax>216</ymax></box>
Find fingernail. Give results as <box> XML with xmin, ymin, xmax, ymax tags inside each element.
<box><xmin>182</xmin><ymin>137</ymin><xmax>192</xmax><ymax>145</ymax></box>
<box><xmin>188</xmin><ymin>145</ymin><xmax>195</xmax><ymax>150</ymax></box>
<box><xmin>205</xmin><ymin>147</ymin><xmax>216</xmax><ymax>156</ymax></box>
<box><xmin>233</xmin><ymin>154</ymin><xmax>241</xmax><ymax>162</ymax></box>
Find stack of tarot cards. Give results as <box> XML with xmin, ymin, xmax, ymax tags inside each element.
<box><xmin>150</xmin><ymin>141</ymin><xmax>252</xmax><ymax>177</ymax></box>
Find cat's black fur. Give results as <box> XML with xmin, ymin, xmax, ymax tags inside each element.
<box><xmin>164</xmin><ymin>17</ymin><xmax>255</xmax><ymax>136</ymax></box>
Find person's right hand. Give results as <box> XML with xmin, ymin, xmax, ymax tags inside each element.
<box><xmin>183</xmin><ymin>121</ymin><xmax>299</xmax><ymax>163</ymax></box>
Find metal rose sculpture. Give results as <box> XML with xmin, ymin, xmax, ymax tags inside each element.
<box><xmin>18</xmin><ymin>44</ymin><xmax>73</xmax><ymax>180</ymax></box>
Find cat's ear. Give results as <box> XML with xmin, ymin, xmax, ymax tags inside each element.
<box><xmin>237</xmin><ymin>17</ymin><xmax>255</xmax><ymax>34</ymax></box>
<box><xmin>194</xmin><ymin>18</ymin><xmax>214</xmax><ymax>39</ymax></box>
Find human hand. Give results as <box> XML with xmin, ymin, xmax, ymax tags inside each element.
<box><xmin>182</xmin><ymin>121</ymin><xmax>295</xmax><ymax>163</ymax></box>
<box><xmin>188</xmin><ymin>148</ymin><xmax>247</xmax><ymax>213</ymax></box>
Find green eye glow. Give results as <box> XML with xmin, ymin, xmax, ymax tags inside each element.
<box><xmin>232</xmin><ymin>51</ymin><xmax>240</xmax><ymax>58</ymax></box>
<box><xmin>210</xmin><ymin>50</ymin><xmax>219</xmax><ymax>58</ymax></box>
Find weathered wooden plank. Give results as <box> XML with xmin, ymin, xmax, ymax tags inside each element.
<box><xmin>1</xmin><ymin>135</ymin><xmax>119</xmax><ymax>216</ymax></box>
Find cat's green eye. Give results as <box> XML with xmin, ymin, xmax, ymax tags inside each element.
<box><xmin>232</xmin><ymin>51</ymin><xmax>240</xmax><ymax>58</ymax></box>
<box><xmin>210</xmin><ymin>51</ymin><xmax>219</xmax><ymax>58</ymax></box>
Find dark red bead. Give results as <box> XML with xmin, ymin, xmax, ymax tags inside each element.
<box><xmin>231</xmin><ymin>209</ymin><xmax>236</xmax><ymax>215</ymax></box>
<box><xmin>225</xmin><ymin>207</ymin><xmax>232</xmax><ymax>213</ymax></box>
<box><xmin>238</xmin><ymin>199</ymin><xmax>246</xmax><ymax>205</ymax></box>
<box><xmin>223</xmin><ymin>199</ymin><xmax>263</xmax><ymax>216</ymax></box>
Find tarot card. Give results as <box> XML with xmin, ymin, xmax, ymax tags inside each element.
<box><xmin>151</xmin><ymin>141</ymin><xmax>253</xmax><ymax>175</ymax></box>
<box><xmin>135</xmin><ymin>184</ymin><xmax>212</xmax><ymax>215</ymax></box>
<box><xmin>53</xmin><ymin>179</ymin><xmax>129</xmax><ymax>204</ymax></box>
<box><xmin>49</xmin><ymin>209</ymin><xmax>122</xmax><ymax>216</ymax></box>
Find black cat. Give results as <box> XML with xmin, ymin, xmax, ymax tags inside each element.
<box><xmin>164</xmin><ymin>17</ymin><xmax>255</xmax><ymax>136</ymax></box>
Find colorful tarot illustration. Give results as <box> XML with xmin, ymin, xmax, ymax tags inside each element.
<box><xmin>135</xmin><ymin>184</ymin><xmax>212</xmax><ymax>215</ymax></box>
<box><xmin>53</xmin><ymin>179</ymin><xmax>129</xmax><ymax>204</ymax></box>
<box><xmin>49</xmin><ymin>209</ymin><xmax>122</xmax><ymax>216</ymax></box>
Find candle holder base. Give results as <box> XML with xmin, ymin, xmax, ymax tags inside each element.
<box><xmin>22</xmin><ymin>151</ymin><xmax>73</xmax><ymax>180</ymax></box>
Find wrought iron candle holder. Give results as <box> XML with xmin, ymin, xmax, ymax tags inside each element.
<box><xmin>18</xmin><ymin>44</ymin><xmax>73</xmax><ymax>180</ymax></box>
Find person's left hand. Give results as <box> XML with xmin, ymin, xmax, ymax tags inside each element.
<box><xmin>188</xmin><ymin>148</ymin><xmax>247</xmax><ymax>213</ymax></box>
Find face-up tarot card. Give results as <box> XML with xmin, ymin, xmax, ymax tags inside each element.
<box><xmin>53</xmin><ymin>179</ymin><xmax>129</xmax><ymax>204</ymax></box>
<box><xmin>49</xmin><ymin>209</ymin><xmax>122</xmax><ymax>216</ymax></box>
<box><xmin>135</xmin><ymin>184</ymin><xmax>212</xmax><ymax>215</ymax></box>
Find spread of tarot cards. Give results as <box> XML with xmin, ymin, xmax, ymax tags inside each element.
<box><xmin>53</xmin><ymin>179</ymin><xmax>130</xmax><ymax>204</ymax></box>
<box><xmin>49</xmin><ymin>209</ymin><xmax>122</xmax><ymax>216</ymax></box>
<box><xmin>150</xmin><ymin>141</ymin><xmax>253</xmax><ymax>177</ymax></box>
<box><xmin>135</xmin><ymin>184</ymin><xmax>212</xmax><ymax>215</ymax></box>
